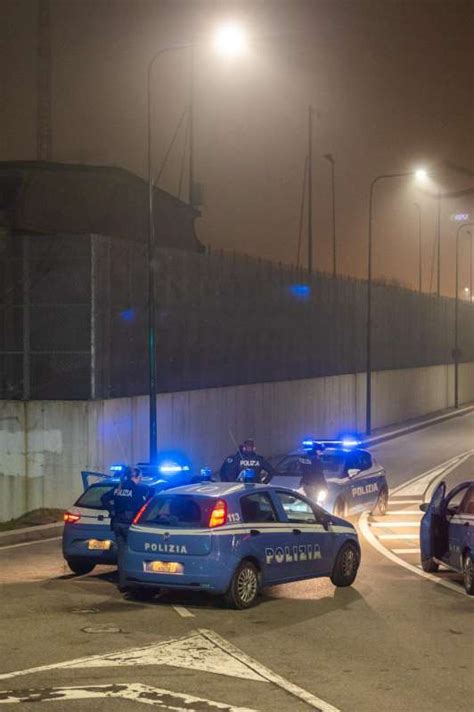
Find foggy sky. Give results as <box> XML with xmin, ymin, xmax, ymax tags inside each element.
<box><xmin>1</xmin><ymin>0</ymin><xmax>473</xmax><ymax>295</ymax></box>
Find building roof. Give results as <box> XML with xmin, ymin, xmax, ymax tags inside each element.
<box><xmin>0</xmin><ymin>160</ymin><xmax>203</xmax><ymax>251</ymax></box>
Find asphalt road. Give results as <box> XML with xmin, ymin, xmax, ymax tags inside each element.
<box><xmin>0</xmin><ymin>413</ymin><xmax>473</xmax><ymax>712</ymax></box>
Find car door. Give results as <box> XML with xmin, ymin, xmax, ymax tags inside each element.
<box><xmin>446</xmin><ymin>485</ymin><xmax>474</xmax><ymax>572</ymax></box>
<box><xmin>238</xmin><ymin>491</ymin><xmax>285</xmax><ymax>585</ymax></box>
<box><xmin>271</xmin><ymin>454</ymin><xmax>306</xmax><ymax>492</ymax></box>
<box><xmin>345</xmin><ymin>451</ymin><xmax>375</xmax><ymax>513</ymax></box>
<box><xmin>272</xmin><ymin>490</ymin><xmax>334</xmax><ymax>578</ymax></box>
<box><xmin>420</xmin><ymin>481</ymin><xmax>447</xmax><ymax>563</ymax></box>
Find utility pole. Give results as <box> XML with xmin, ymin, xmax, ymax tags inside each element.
<box><xmin>37</xmin><ymin>0</ymin><xmax>52</xmax><ymax>160</ymax></box>
<box><xmin>307</xmin><ymin>105</ymin><xmax>313</xmax><ymax>274</ymax></box>
<box><xmin>188</xmin><ymin>42</ymin><xmax>195</xmax><ymax>206</ymax></box>
<box><xmin>436</xmin><ymin>191</ymin><xmax>441</xmax><ymax>296</ymax></box>
<box><xmin>324</xmin><ymin>153</ymin><xmax>336</xmax><ymax>278</ymax></box>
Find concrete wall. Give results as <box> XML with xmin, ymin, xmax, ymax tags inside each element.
<box><xmin>1</xmin><ymin>362</ymin><xmax>473</xmax><ymax>521</ymax></box>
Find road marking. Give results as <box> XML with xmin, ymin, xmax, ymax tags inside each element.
<box><xmin>0</xmin><ymin>630</ymin><xmax>340</xmax><ymax>712</ymax></box>
<box><xmin>0</xmin><ymin>682</ymin><xmax>257</xmax><ymax>710</ymax></box>
<box><xmin>392</xmin><ymin>548</ymin><xmax>420</xmax><ymax>554</ymax></box>
<box><xmin>385</xmin><ymin>510</ymin><xmax>422</xmax><ymax>515</ymax></box>
<box><xmin>388</xmin><ymin>499</ymin><xmax>425</xmax><ymax>504</ymax></box>
<box><xmin>0</xmin><ymin>536</ymin><xmax>61</xmax><ymax>552</ymax></box>
<box><xmin>199</xmin><ymin>629</ymin><xmax>340</xmax><ymax>712</ymax></box>
<box><xmin>173</xmin><ymin>605</ymin><xmax>195</xmax><ymax>618</ymax></box>
<box><xmin>370</xmin><ymin>521</ymin><xmax>421</xmax><ymax>528</ymax></box>
<box><xmin>359</xmin><ymin>450</ymin><xmax>474</xmax><ymax>598</ymax></box>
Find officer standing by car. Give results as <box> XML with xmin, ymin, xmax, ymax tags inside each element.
<box><xmin>301</xmin><ymin>442</ymin><xmax>328</xmax><ymax>499</ymax></box>
<box><xmin>101</xmin><ymin>466</ymin><xmax>152</xmax><ymax>590</ymax></box>
<box><xmin>220</xmin><ymin>439</ymin><xmax>277</xmax><ymax>483</ymax></box>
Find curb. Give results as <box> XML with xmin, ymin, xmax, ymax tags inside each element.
<box><xmin>364</xmin><ymin>404</ymin><xmax>474</xmax><ymax>447</ymax></box>
<box><xmin>0</xmin><ymin>521</ymin><xmax>63</xmax><ymax>548</ymax></box>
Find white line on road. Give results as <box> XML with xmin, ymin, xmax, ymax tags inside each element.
<box><xmin>0</xmin><ymin>536</ymin><xmax>61</xmax><ymax>552</ymax></box>
<box><xmin>385</xmin><ymin>510</ymin><xmax>422</xmax><ymax>515</ymax></box>
<box><xmin>199</xmin><ymin>629</ymin><xmax>340</xmax><ymax>712</ymax></box>
<box><xmin>370</xmin><ymin>521</ymin><xmax>421</xmax><ymax>528</ymax></box>
<box><xmin>388</xmin><ymin>499</ymin><xmax>423</xmax><ymax>504</ymax></box>
<box><xmin>378</xmin><ymin>534</ymin><xmax>419</xmax><ymax>540</ymax></box>
<box><xmin>173</xmin><ymin>606</ymin><xmax>195</xmax><ymax>618</ymax></box>
<box><xmin>392</xmin><ymin>548</ymin><xmax>421</xmax><ymax>554</ymax></box>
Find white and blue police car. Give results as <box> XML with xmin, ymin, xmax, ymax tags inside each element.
<box><xmin>121</xmin><ymin>481</ymin><xmax>361</xmax><ymax>608</ymax></box>
<box><xmin>62</xmin><ymin>459</ymin><xmax>208</xmax><ymax>575</ymax></box>
<box><xmin>271</xmin><ymin>438</ymin><xmax>389</xmax><ymax>518</ymax></box>
<box><xmin>420</xmin><ymin>479</ymin><xmax>474</xmax><ymax>594</ymax></box>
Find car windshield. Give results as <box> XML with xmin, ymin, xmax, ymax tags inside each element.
<box><xmin>320</xmin><ymin>452</ymin><xmax>346</xmax><ymax>476</ymax></box>
<box><xmin>75</xmin><ymin>483</ymin><xmax>116</xmax><ymax>510</ymax></box>
<box><xmin>139</xmin><ymin>495</ymin><xmax>213</xmax><ymax>529</ymax></box>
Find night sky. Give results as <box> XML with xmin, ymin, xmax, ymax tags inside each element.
<box><xmin>1</xmin><ymin>0</ymin><xmax>473</xmax><ymax>294</ymax></box>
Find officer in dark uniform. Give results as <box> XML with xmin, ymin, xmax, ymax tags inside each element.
<box><xmin>220</xmin><ymin>439</ymin><xmax>277</xmax><ymax>483</ymax></box>
<box><xmin>101</xmin><ymin>466</ymin><xmax>152</xmax><ymax>590</ymax></box>
<box><xmin>301</xmin><ymin>442</ymin><xmax>328</xmax><ymax>496</ymax></box>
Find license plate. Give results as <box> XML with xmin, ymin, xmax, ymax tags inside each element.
<box><xmin>88</xmin><ymin>539</ymin><xmax>112</xmax><ymax>550</ymax></box>
<box><xmin>144</xmin><ymin>561</ymin><xmax>184</xmax><ymax>575</ymax></box>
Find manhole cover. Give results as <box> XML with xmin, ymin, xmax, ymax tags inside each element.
<box><xmin>71</xmin><ymin>608</ymin><xmax>100</xmax><ymax>615</ymax></box>
<box><xmin>82</xmin><ymin>624</ymin><xmax>123</xmax><ymax>634</ymax></box>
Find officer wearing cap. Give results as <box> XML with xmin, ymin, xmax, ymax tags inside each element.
<box><xmin>220</xmin><ymin>439</ymin><xmax>277</xmax><ymax>483</ymax></box>
<box><xmin>101</xmin><ymin>466</ymin><xmax>152</xmax><ymax>590</ymax></box>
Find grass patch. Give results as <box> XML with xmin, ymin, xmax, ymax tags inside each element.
<box><xmin>0</xmin><ymin>508</ymin><xmax>64</xmax><ymax>532</ymax></box>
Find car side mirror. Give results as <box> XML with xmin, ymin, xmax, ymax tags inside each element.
<box><xmin>347</xmin><ymin>468</ymin><xmax>360</xmax><ymax>477</ymax></box>
<box><xmin>419</xmin><ymin>502</ymin><xmax>429</xmax><ymax>512</ymax></box>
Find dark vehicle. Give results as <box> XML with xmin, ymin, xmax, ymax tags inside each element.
<box><xmin>420</xmin><ymin>480</ymin><xmax>474</xmax><ymax>594</ymax></box>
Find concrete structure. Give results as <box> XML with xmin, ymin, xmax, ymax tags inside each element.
<box><xmin>1</xmin><ymin>362</ymin><xmax>473</xmax><ymax>521</ymax></box>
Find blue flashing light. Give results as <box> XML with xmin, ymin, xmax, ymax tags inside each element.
<box><xmin>159</xmin><ymin>462</ymin><xmax>190</xmax><ymax>475</ymax></box>
<box><xmin>302</xmin><ymin>438</ymin><xmax>316</xmax><ymax>449</ymax></box>
<box><xmin>289</xmin><ymin>284</ymin><xmax>311</xmax><ymax>301</ymax></box>
<box><xmin>110</xmin><ymin>464</ymin><xmax>125</xmax><ymax>472</ymax></box>
<box><xmin>120</xmin><ymin>308</ymin><xmax>136</xmax><ymax>322</ymax></box>
<box><xmin>341</xmin><ymin>438</ymin><xmax>360</xmax><ymax>449</ymax></box>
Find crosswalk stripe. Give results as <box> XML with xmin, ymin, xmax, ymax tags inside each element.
<box><xmin>385</xmin><ymin>510</ymin><xmax>422</xmax><ymax>515</ymax></box>
<box><xmin>392</xmin><ymin>548</ymin><xmax>421</xmax><ymax>554</ymax></box>
<box><xmin>378</xmin><ymin>534</ymin><xmax>419</xmax><ymax>540</ymax></box>
<box><xmin>370</xmin><ymin>521</ymin><xmax>421</xmax><ymax>528</ymax></box>
<box><xmin>388</xmin><ymin>499</ymin><xmax>422</xmax><ymax>504</ymax></box>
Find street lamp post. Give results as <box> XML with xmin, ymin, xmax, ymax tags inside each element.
<box><xmin>454</xmin><ymin>222</ymin><xmax>474</xmax><ymax>409</ymax></box>
<box><xmin>324</xmin><ymin>153</ymin><xmax>337</xmax><ymax>278</ymax></box>
<box><xmin>366</xmin><ymin>171</ymin><xmax>422</xmax><ymax>435</ymax></box>
<box><xmin>414</xmin><ymin>202</ymin><xmax>422</xmax><ymax>293</ymax></box>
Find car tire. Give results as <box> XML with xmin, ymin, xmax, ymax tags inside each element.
<box><xmin>333</xmin><ymin>498</ymin><xmax>346</xmax><ymax>518</ymax></box>
<box><xmin>66</xmin><ymin>559</ymin><xmax>95</xmax><ymax>576</ymax></box>
<box><xmin>421</xmin><ymin>556</ymin><xmax>439</xmax><ymax>573</ymax></box>
<box><xmin>372</xmin><ymin>486</ymin><xmax>389</xmax><ymax>516</ymax></box>
<box><xmin>225</xmin><ymin>560</ymin><xmax>260</xmax><ymax>609</ymax></box>
<box><xmin>462</xmin><ymin>553</ymin><xmax>474</xmax><ymax>595</ymax></box>
<box><xmin>330</xmin><ymin>542</ymin><xmax>360</xmax><ymax>587</ymax></box>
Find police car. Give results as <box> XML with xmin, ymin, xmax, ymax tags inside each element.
<box><xmin>121</xmin><ymin>481</ymin><xmax>361</xmax><ymax>608</ymax></box>
<box><xmin>62</xmin><ymin>459</ymin><xmax>207</xmax><ymax>575</ymax></box>
<box><xmin>271</xmin><ymin>438</ymin><xmax>389</xmax><ymax>518</ymax></box>
<box><xmin>420</xmin><ymin>480</ymin><xmax>474</xmax><ymax>594</ymax></box>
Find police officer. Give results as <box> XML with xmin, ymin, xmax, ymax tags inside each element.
<box><xmin>220</xmin><ymin>439</ymin><xmax>277</xmax><ymax>483</ymax></box>
<box><xmin>101</xmin><ymin>466</ymin><xmax>152</xmax><ymax>591</ymax></box>
<box><xmin>301</xmin><ymin>442</ymin><xmax>327</xmax><ymax>495</ymax></box>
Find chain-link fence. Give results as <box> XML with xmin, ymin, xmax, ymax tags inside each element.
<box><xmin>1</xmin><ymin>231</ymin><xmax>473</xmax><ymax>399</ymax></box>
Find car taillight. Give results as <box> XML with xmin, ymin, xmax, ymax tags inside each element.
<box><xmin>64</xmin><ymin>512</ymin><xmax>81</xmax><ymax>524</ymax></box>
<box><xmin>132</xmin><ymin>502</ymin><xmax>149</xmax><ymax>525</ymax></box>
<box><xmin>209</xmin><ymin>499</ymin><xmax>227</xmax><ymax>528</ymax></box>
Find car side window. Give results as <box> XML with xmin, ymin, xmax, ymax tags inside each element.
<box><xmin>359</xmin><ymin>452</ymin><xmax>372</xmax><ymax>471</ymax></box>
<box><xmin>446</xmin><ymin>487</ymin><xmax>469</xmax><ymax>514</ymax></box>
<box><xmin>275</xmin><ymin>491</ymin><xmax>318</xmax><ymax>524</ymax></box>
<box><xmin>458</xmin><ymin>487</ymin><xmax>474</xmax><ymax>515</ymax></box>
<box><xmin>240</xmin><ymin>493</ymin><xmax>278</xmax><ymax>523</ymax></box>
<box><xmin>275</xmin><ymin>456</ymin><xmax>303</xmax><ymax>476</ymax></box>
<box><xmin>345</xmin><ymin>453</ymin><xmax>361</xmax><ymax>474</ymax></box>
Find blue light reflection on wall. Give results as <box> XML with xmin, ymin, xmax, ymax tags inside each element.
<box><xmin>120</xmin><ymin>308</ymin><xmax>136</xmax><ymax>322</ymax></box>
<box><xmin>288</xmin><ymin>284</ymin><xmax>311</xmax><ymax>301</ymax></box>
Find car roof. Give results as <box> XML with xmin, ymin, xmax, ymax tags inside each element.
<box><xmin>157</xmin><ymin>482</ymin><xmax>296</xmax><ymax>498</ymax></box>
<box><xmin>288</xmin><ymin>447</ymin><xmax>367</xmax><ymax>457</ymax></box>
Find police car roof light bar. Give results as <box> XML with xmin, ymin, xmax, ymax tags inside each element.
<box><xmin>110</xmin><ymin>464</ymin><xmax>125</xmax><ymax>472</ymax></box>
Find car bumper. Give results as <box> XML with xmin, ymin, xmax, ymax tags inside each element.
<box><xmin>62</xmin><ymin>525</ymin><xmax>117</xmax><ymax>565</ymax></box>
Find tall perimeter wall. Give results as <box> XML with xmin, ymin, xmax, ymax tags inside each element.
<box><xmin>1</xmin><ymin>362</ymin><xmax>473</xmax><ymax>521</ymax></box>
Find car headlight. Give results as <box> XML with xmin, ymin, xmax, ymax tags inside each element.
<box><xmin>317</xmin><ymin>489</ymin><xmax>328</xmax><ymax>503</ymax></box>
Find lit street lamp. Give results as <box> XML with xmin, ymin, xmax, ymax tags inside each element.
<box><xmin>365</xmin><ymin>169</ymin><xmax>428</xmax><ymax>435</ymax></box>
<box><xmin>454</xmin><ymin>222</ymin><xmax>474</xmax><ymax>409</ymax></box>
<box><xmin>146</xmin><ymin>25</ymin><xmax>246</xmax><ymax>463</ymax></box>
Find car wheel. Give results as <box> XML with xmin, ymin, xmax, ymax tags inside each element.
<box><xmin>225</xmin><ymin>561</ymin><xmax>260</xmax><ymax>609</ymax></box>
<box><xmin>462</xmin><ymin>553</ymin><xmax>474</xmax><ymax>595</ymax></box>
<box><xmin>372</xmin><ymin>486</ymin><xmax>389</xmax><ymax>516</ymax></box>
<box><xmin>421</xmin><ymin>556</ymin><xmax>439</xmax><ymax>573</ymax></box>
<box><xmin>66</xmin><ymin>559</ymin><xmax>95</xmax><ymax>576</ymax></box>
<box><xmin>333</xmin><ymin>498</ymin><xmax>346</xmax><ymax>518</ymax></box>
<box><xmin>330</xmin><ymin>542</ymin><xmax>360</xmax><ymax>587</ymax></box>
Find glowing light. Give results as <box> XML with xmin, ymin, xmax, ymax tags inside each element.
<box><xmin>452</xmin><ymin>213</ymin><xmax>470</xmax><ymax>222</ymax></box>
<box><xmin>464</xmin><ymin>287</ymin><xmax>470</xmax><ymax>294</ymax></box>
<box><xmin>341</xmin><ymin>438</ymin><xmax>360</xmax><ymax>449</ymax></box>
<box><xmin>214</xmin><ymin>23</ymin><xmax>247</xmax><ymax>57</ymax></box>
<box><xmin>209</xmin><ymin>499</ymin><xmax>227</xmax><ymax>528</ymax></box>
<box><xmin>110</xmin><ymin>464</ymin><xmax>125</xmax><ymax>472</ymax></box>
<box><xmin>415</xmin><ymin>168</ymin><xmax>428</xmax><ymax>181</ymax></box>
<box><xmin>317</xmin><ymin>489</ymin><xmax>328</xmax><ymax>503</ymax></box>
<box><xmin>159</xmin><ymin>462</ymin><xmax>190</xmax><ymax>475</ymax></box>
<box><xmin>64</xmin><ymin>512</ymin><xmax>81</xmax><ymax>524</ymax></box>
<box><xmin>289</xmin><ymin>284</ymin><xmax>311</xmax><ymax>300</ymax></box>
